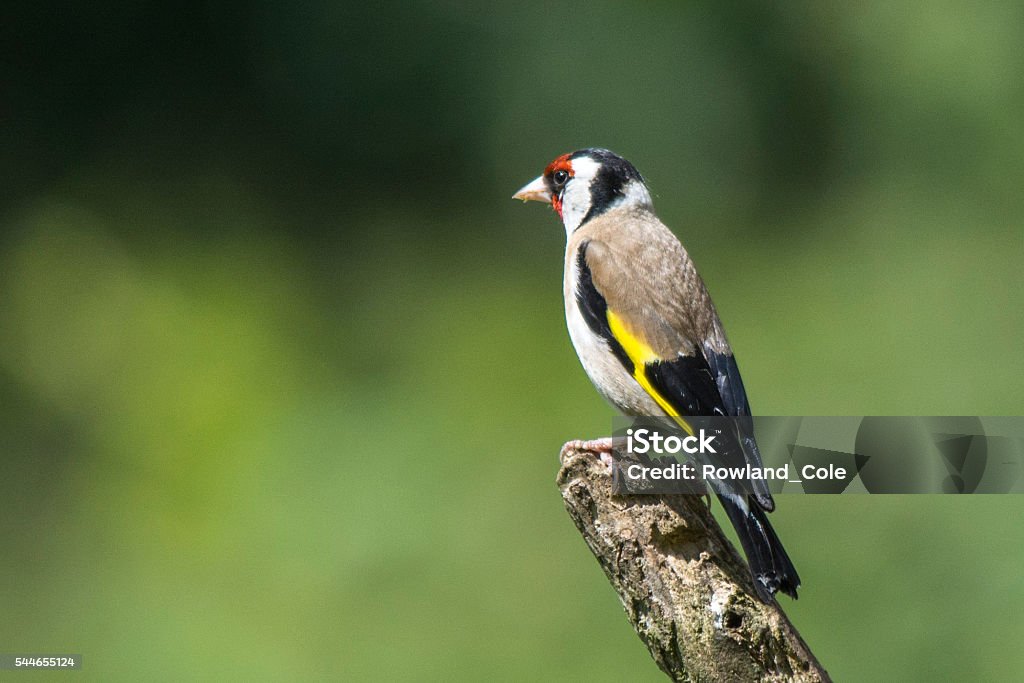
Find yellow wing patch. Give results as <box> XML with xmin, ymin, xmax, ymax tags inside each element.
<box><xmin>606</xmin><ymin>310</ymin><xmax>695</xmax><ymax>437</ymax></box>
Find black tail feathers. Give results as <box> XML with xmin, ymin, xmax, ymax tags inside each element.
<box><xmin>720</xmin><ymin>495</ymin><xmax>801</xmax><ymax>602</ymax></box>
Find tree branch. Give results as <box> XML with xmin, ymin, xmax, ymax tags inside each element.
<box><xmin>557</xmin><ymin>445</ymin><xmax>831</xmax><ymax>682</ymax></box>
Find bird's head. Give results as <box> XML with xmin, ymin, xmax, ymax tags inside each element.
<box><xmin>513</xmin><ymin>148</ymin><xmax>652</xmax><ymax>234</ymax></box>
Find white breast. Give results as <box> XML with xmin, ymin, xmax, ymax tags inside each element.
<box><xmin>563</xmin><ymin>247</ymin><xmax>662</xmax><ymax>416</ymax></box>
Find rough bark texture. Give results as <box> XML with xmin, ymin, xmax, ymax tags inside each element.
<box><xmin>557</xmin><ymin>445</ymin><xmax>831</xmax><ymax>682</ymax></box>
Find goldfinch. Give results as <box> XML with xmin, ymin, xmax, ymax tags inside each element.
<box><xmin>514</xmin><ymin>148</ymin><xmax>800</xmax><ymax>600</ymax></box>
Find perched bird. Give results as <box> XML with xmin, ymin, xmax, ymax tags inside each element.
<box><xmin>514</xmin><ymin>148</ymin><xmax>800</xmax><ymax>601</ymax></box>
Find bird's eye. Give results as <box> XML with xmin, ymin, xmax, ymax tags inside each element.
<box><xmin>552</xmin><ymin>169</ymin><xmax>570</xmax><ymax>186</ymax></box>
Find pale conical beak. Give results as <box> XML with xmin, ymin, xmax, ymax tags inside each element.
<box><xmin>512</xmin><ymin>176</ymin><xmax>551</xmax><ymax>203</ymax></box>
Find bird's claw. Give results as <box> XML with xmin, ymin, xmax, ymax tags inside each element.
<box><xmin>560</xmin><ymin>437</ymin><xmax>615</xmax><ymax>468</ymax></box>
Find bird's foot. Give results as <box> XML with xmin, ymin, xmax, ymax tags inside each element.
<box><xmin>560</xmin><ymin>437</ymin><xmax>615</xmax><ymax>469</ymax></box>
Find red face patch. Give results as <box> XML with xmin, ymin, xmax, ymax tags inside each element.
<box><xmin>544</xmin><ymin>153</ymin><xmax>574</xmax><ymax>219</ymax></box>
<box><xmin>543</xmin><ymin>153</ymin><xmax>574</xmax><ymax>178</ymax></box>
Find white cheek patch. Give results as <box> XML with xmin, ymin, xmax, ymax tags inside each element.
<box><xmin>558</xmin><ymin>158</ymin><xmax>653</xmax><ymax>235</ymax></box>
<box><xmin>560</xmin><ymin>156</ymin><xmax>601</xmax><ymax>236</ymax></box>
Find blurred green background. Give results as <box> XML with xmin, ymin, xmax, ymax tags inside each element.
<box><xmin>2</xmin><ymin>2</ymin><xmax>1023</xmax><ymax>680</ymax></box>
